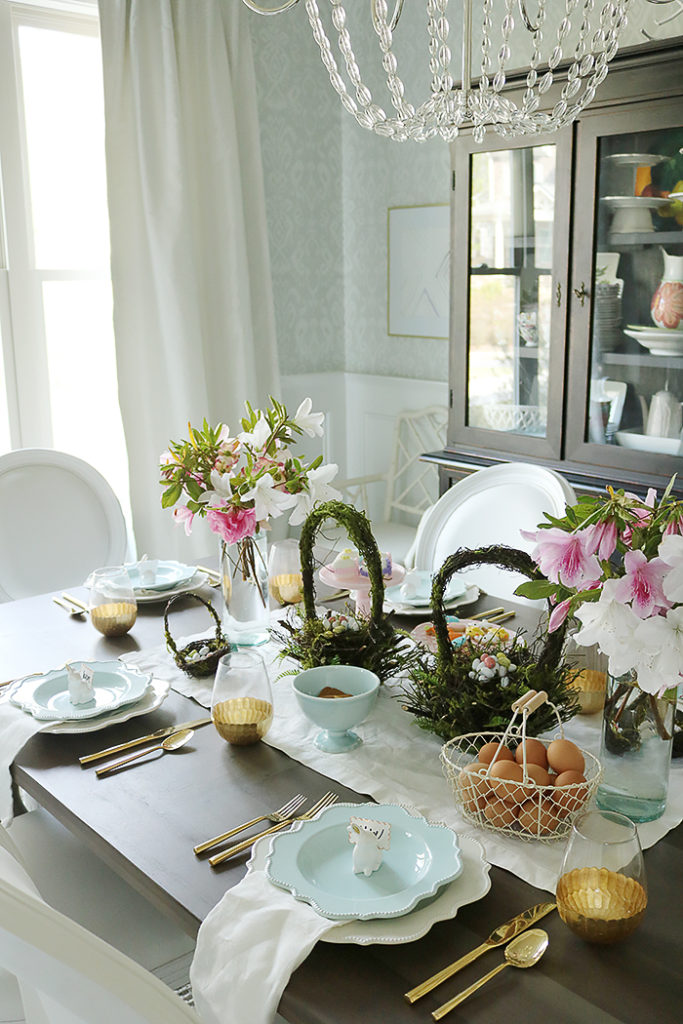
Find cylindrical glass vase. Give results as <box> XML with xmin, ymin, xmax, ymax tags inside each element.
<box><xmin>597</xmin><ymin>670</ymin><xmax>677</xmax><ymax>823</ymax></box>
<box><xmin>220</xmin><ymin>530</ymin><xmax>269</xmax><ymax>646</ymax></box>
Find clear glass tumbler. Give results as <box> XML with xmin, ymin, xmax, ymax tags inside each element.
<box><xmin>268</xmin><ymin>538</ymin><xmax>304</xmax><ymax>606</ymax></box>
<box><xmin>211</xmin><ymin>650</ymin><xmax>273</xmax><ymax>746</ymax></box>
<box><xmin>89</xmin><ymin>566</ymin><xmax>137</xmax><ymax>637</ymax></box>
<box><xmin>556</xmin><ymin>809</ymin><xmax>647</xmax><ymax>944</ymax></box>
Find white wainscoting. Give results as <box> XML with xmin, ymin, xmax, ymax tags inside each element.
<box><xmin>281</xmin><ymin>372</ymin><xmax>448</xmax><ymax>522</ymax></box>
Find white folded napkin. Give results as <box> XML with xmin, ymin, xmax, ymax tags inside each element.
<box><xmin>190</xmin><ymin>868</ymin><xmax>344</xmax><ymax>1024</ymax></box>
<box><xmin>122</xmin><ymin>632</ymin><xmax>219</xmax><ymax>708</ymax></box>
<box><xmin>0</xmin><ymin>694</ymin><xmax>52</xmax><ymax>826</ymax></box>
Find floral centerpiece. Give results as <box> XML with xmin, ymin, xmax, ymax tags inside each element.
<box><xmin>160</xmin><ymin>397</ymin><xmax>339</xmax><ymax>644</ymax></box>
<box><xmin>519</xmin><ymin>480</ymin><xmax>683</xmax><ymax>821</ymax></box>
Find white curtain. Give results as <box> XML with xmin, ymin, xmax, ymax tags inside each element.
<box><xmin>98</xmin><ymin>0</ymin><xmax>279</xmax><ymax>561</ymax></box>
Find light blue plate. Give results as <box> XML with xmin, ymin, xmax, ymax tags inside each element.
<box><xmin>385</xmin><ymin>572</ymin><xmax>467</xmax><ymax>607</ymax></box>
<box><xmin>126</xmin><ymin>560</ymin><xmax>196</xmax><ymax>592</ymax></box>
<box><xmin>266</xmin><ymin>802</ymin><xmax>462</xmax><ymax>920</ymax></box>
<box><xmin>9</xmin><ymin>661</ymin><xmax>152</xmax><ymax>721</ymax></box>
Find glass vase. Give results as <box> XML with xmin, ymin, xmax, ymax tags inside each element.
<box><xmin>596</xmin><ymin>670</ymin><xmax>677</xmax><ymax>823</ymax></box>
<box><xmin>219</xmin><ymin>529</ymin><xmax>269</xmax><ymax>646</ymax></box>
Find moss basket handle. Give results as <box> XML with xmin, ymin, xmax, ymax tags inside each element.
<box><xmin>163</xmin><ymin>592</ymin><xmax>225</xmax><ymax>657</ymax></box>
<box><xmin>430</xmin><ymin>545</ymin><xmax>567</xmax><ymax>672</ymax></box>
<box><xmin>299</xmin><ymin>499</ymin><xmax>385</xmax><ymax>628</ymax></box>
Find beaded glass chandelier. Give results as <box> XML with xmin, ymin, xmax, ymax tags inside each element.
<box><xmin>243</xmin><ymin>0</ymin><xmax>633</xmax><ymax>142</ymax></box>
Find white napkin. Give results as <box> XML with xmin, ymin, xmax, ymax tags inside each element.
<box><xmin>190</xmin><ymin>869</ymin><xmax>343</xmax><ymax>1024</ymax></box>
<box><xmin>0</xmin><ymin>694</ymin><xmax>52</xmax><ymax>826</ymax></box>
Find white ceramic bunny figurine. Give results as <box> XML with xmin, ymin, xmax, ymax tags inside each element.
<box><xmin>348</xmin><ymin>816</ymin><xmax>391</xmax><ymax>877</ymax></box>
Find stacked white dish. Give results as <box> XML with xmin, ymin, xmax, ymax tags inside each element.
<box><xmin>593</xmin><ymin>280</ymin><xmax>624</xmax><ymax>351</ymax></box>
<box><xmin>7</xmin><ymin>662</ymin><xmax>169</xmax><ymax>734</ymax></box>
<box><xmin>87</xmin><ymin>560</ymin><xmax>207</xmax><ymax>603</ymax></box>
<box><xmin>624</xmin><ymin>325</ymin><xmax>683</xmax><ymax>356</ymax></box>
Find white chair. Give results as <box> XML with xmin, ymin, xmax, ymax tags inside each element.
<box><xmin>2</xmin><ymin>808</ymin><xmax>196</xmax><ymax>1023</ymax></box>
<box><xmin>0</xmin><ymin>820</ymin><xmax>200</xmax><ymax>1024</ymax></box>
<box><xmin>334</xmin><ymin>406</ymin><xmax>447</xmax><ymax>566</ymax></box>
<box><xmin>0</xmin><ymin>449</ymin><xmax>128</xmax><ymax>601</ymax></box>
<box><xmin>413</xmin><ymin>462</ymin><xmax>577</xmax><ymax>603</ymax></box>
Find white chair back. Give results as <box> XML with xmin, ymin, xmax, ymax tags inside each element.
<box><xmin>0</xmin><ymin>449</ymin><xmax>127</xmax><ymax>601</ymax></box>
<box><xmin>0</xmin><ymin>825</ymin><xmax>200</xmax><ymax>1024</ymax></box>
<box><xmin>413</xmin><ymin>462</ymin><xmax>576</xmax><ymax>603</ymax></box>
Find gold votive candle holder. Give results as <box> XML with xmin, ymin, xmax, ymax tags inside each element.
<box><xmin>90</xmin><ymin>601</ymin><xmax>138</xmax><ymax>637</ymax></box>
<box><xmin>570</xmin><ymin>668</ymin><xmax>607</xmax><ymax>715</ymax></box>
<box><xmin>212</xmin><ymin>696</ymin><xmax>273</xmax><ymax>746</ymax></box>
<box><xmin>556</xmin><ymin>866</ymin><xmax>647</xmax><ymax>944</ymax></box>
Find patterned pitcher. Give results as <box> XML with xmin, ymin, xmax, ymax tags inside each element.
<box><xmin>651</xmin><ymin>249</ymin><xmax>683</xmax><ymax>330</ymax></box>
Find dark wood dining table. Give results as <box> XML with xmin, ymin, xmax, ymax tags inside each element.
<box><xmin>4</xmin><ymin>585</ymin><xmax>683</xmax><ymax>1023</ymax></box>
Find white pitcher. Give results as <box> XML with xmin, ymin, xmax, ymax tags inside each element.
<box><xmin>651</xmin><ymin>249</ymin><xmax>683</xmax><ymax>330</ymax></box>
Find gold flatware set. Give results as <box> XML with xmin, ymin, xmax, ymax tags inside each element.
<box><xmin>193</xmin><ymin>794</ymin><xmax>307</xmax><ymax>856</ymax></box>
<box><xmin>79</xmin><ymin>717</ymin><xmax>213</xmax><ymax>765</ymax></box>
<box><xmin>405</xmin><ymin>901</ymin><xmax>556</xmax><ymax>1018</ymax></box>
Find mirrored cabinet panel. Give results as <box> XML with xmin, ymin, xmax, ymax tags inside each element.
<box><xmin>467</xmin><ymin>145</ymin><xmax>555</xmax><ymax>440</ymax></box>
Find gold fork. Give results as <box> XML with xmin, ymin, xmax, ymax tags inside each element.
<box><xmin>209</xmin><ymin>791</ymin><xmax>338</xmax><ymax>867</ymax></box>
<box><xmin>193</xmin><ymin>794</ymin><xmax>307</xmax><ymax>856</ymax></box>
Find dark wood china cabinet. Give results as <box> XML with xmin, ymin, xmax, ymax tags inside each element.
<box><xmin>431</xmin><ymin>43</ymin><xmax>683</xmax><ymax>499</ymax></box>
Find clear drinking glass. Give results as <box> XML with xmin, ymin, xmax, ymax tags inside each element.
<box><xmin>556</xmin><ymin>809</ymin><xmax>647</xmax><ymax>944</ymax></box>
<box><xmin>89</xmin><ymin>566</ymin><xmax>137</xmax><ymax>637</ymax></box>
<box><xmin>268</xmin><ymin>538</ymin><xmax>304</xmax><ymax>606</ymax></box>
<box><xmin>211</xmin><ymin>650</ymin><xmax>273</xmax><ymax>746</ymax></box>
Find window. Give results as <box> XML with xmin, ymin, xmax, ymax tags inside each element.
<box><xmin>0</xmin><ymin>0</ymin><xmax>131</xmax><ymax>531</ymax></box>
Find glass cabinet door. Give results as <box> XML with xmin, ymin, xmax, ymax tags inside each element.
<box><xmin>567</xmin><ymin>100</ymin><xmax>683</xmax><ymax>477</ymax></box>
<box><xmin>449</xmin><ymin>132</ymin><xmax>572</xmax><ymax>459</ymax></box>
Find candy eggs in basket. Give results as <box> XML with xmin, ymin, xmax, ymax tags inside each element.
<box><xmin>441</xmin><ymin>689</ymin><xmax>601</xmax><ymax>841</ymax></box>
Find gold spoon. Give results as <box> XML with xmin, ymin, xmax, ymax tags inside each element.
<box><xmin>432</xmin><ymin>929</ymin><xmax>549</xmax><ymax>1020</ymax></box>
<box><xmin>95</xmin><ymin>728</ymin><xmax>194</xmax><ymax>777</ymax></box>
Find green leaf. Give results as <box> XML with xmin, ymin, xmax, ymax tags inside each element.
<box><xmin>514</xmin><ymin>580</ymin><xmax>558</xmax><ymax>600</ymax></box>
<box><xmin>161</xmin><ymin>482</ymin><xmax>183</xmax><ymax>508</ymax></box>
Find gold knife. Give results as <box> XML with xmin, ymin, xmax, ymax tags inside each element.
<box><xmin>404</xmin><ymin>901</ymin><xmax>556</xmax><ymax>1004</ymax></box>
<box><xmin>62</xmin><ymin>592</ymin><xmax>89</xmax><ymax>613</ymax></box>
<box><xmin>79</xmin><ymin>717</ymin><xmax>212</xmax><ymax>765</ymax></box>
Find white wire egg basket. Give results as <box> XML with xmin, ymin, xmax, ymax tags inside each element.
<box><xmin>441</xmin><ymin>689</ymin><xmax>602</xmax><ymax>843</ymax></box>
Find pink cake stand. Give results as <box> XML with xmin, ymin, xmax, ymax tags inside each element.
<box><xmin>318</xmin><ymin>562</ymin><xmax>406</xmax><ymax>616</ymax></box>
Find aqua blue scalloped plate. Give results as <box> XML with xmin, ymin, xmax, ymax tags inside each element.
<box><xmin>265</xmin><ymin>802</ymin><xmax>463</xmax><ymax>920</ymax></box>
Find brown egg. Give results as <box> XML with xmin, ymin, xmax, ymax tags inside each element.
<box><xmin>514</xmin><ymin>738</ymin><xmax>549</xmax><ymax>771</ymax></box>
<box><xmin>458</xmin><ymin>762</ymin><xmax>489</xmax><ymax>811</ymax></box>
<box><xmin>478</xmin><ymin>742</ymin><xmax>514</xmax><ymax>766</ymax></box>
<box><xmin>520</xmin><ymin>762</ymin><xmax>552</xmax><ymax>788</ymax></box>
<box><xmin>518</xmin><ymin>798</ymin><xmax>558</xmax><ymax>836</ymax></box>
<box><xmin>488</xmin><ymin>760</ymin><xmax>527</xmax><ymax>805</ymax></box>
<box><xmin>483</xmin><ymin>797</ymin><xmax>518</xmax><ymax>827</ymax></box>
<box><xmin>547</xmin><ymin>738</ymin><xmax>585</xmax><ymax>776</ymax></box>
<box><xmin>552</xmin><ymin>770</ymin><xmax>588</xmax><ymax>813</ymax></box>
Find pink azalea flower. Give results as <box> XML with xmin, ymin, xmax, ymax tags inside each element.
<box><xmin>621</xmin><ymin>488</ymin><xmax>657</xmax><ymax>546</ymax></box>
<box><xmin>584</xmin><ymin>519</ymin><xmax>617</xmax><ymax>560</ymax></box>
<box><xmin>172</xmin><ymin>505</ymin><xmax>194</xmax><ymax>536</ymax></box>
<box><xmin>521</xmin><ymin>527</ymin><xmax>601</xmax><ymax>589</ymax></box>
<box><xmin>612</xmin><ymin>549</ymin><xmax>669</xmax><ymax>618</ymax></box>
<box><xmin>548</xmin><ymin>597</ymin><xmax>572</xmax><ymax>633</ymax></box>
<box><xmin>206</xmin><ymin>507</ymin><xmax>256</xmax><ymax>545</ymax></box>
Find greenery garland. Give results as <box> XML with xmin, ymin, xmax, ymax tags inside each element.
<box><xmin>400</xmin><ymin>545</ymin><xmax>581</xmax><ymax>738</ymax></box>
<box><xmin>272</xmin><ymin>500</ymin><xmax>424</xmax><ymax>683</ymax></box>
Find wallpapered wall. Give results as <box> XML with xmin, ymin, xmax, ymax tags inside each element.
<box><xmin>249</xmin><ymin>2</ymin><xmax>679</xmax><ymax>384</ymax></box>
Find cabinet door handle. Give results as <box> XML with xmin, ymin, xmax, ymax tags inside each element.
<box><xmin>555</xmin><ymin>282</ymin><xmax>562</xmax><ymax>307</ymax></box>
<box><xmin>573</xmin><ymin>282</ymin><xmax>588</xmax><ymax>306</ymax></box>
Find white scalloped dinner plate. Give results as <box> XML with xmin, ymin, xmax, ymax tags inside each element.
<box><xmin>9</xmin><ymin>661</ymin><xmax>152</xmax><ymax>721</ymax></box>
<box><xmin>249</xmin><ymin>828</ymin><xmax>490</xmax><ymax>944</ymax></box>
<box><xmin>43</xmin><ymin>677</ymin><xmax>170</xmax><ymax>734</ymax></box>
<box><xmin>384</xmin><ymin>584</ymin><xmax>480</xmax><ymax>617</ymax></box>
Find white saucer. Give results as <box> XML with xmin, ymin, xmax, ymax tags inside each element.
<box><xmin>384</xmin><ymin>584</ymin><xmax>480</xmax><ymax>618</ymax></box>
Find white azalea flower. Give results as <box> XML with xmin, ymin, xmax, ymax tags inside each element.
<box><xmin>242</xmin><ymin>473</ymin><xmax>295</xmax><ymax>522</ymax></box>
<box><xmin>659</xmin><ymin>533</ymin><xmax>683</xmax><ymax>603</ymax></box>
<box><xmin>239</xmin><ymin>415</ymin><xmax>271</xmax><ymax>451</ymax></box>
<box><xmin>293</xmin><ymin>397</ymin><xmax>324</xmax><ymax>438</ymax></box>
<box><xmin>199</xmin><ymin>468</ymin><xmax>233</xmax><ymax>506</ymax></box>
<box><xmin>573</xmin><ymin>578</ymin><xmax>640</xmax><ymax>673</ymax></box>
<box><xmin>288</xmin><ymin>464</ymin><xmax>341</xmax><ymax>526</ymax></box>
<box><xmin>631</xmin><ymin>609</ymin><xmax>683</xmax><ymax>696</ymax></box>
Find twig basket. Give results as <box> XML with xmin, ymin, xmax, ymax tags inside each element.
<box><xmin>164</xmin><ymin>593</ymin><xmax>231</xmax><ymax>678</ymax></box>
<box><xmin>441</xmin><ymin>689</ymin><xmax>602</xmax><ymax>842</ymax></box>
